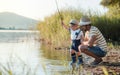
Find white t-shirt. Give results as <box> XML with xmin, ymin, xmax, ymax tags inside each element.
<box><xmin>70</xmin><ymin>28</ymin><xmax>83</xmax><ymax>40</ymax></box>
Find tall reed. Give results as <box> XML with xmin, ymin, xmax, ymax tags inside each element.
<box><xmin>37</xmin><ymin>9</ymin><xmax>83</xmax><ymax>47</ymax></box>
<box><xmin>37</xmin><ymin>8</ymin><xmax>120</xmax><ymax>47</ymax></box>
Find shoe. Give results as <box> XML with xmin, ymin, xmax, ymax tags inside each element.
<box><xmin>69</xmin><ymin>62</ymin><xmax>76</xmax><ymax>70</ymax></box>
<box><xmin>76</xmin><ymin>61</ymin><xmax>83</xmax><ymax>69</ymax></box>
<box><xmin>91</xmin><ymin>59</ymin><xmax>103</xmax><ymax>66</ymax></box>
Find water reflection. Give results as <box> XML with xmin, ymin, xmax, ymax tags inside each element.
<box><xmin>40</xmin><ymin>45</ymin><xmax>70</xmax><ymax>75</ymax></box>
<box><xmin>0</xmin><ymin>30</ymin><xmax>45</xmax><ymax>75</ymax></box>
<box><xmin>0</xmin><ymin>30</ymin><xmax>71</xmax><ymax>75</ymax></box>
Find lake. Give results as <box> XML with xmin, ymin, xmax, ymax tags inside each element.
<box><xmin>1</xmin><ymin>30</ymin><xmax>120</xmax><ymax>75</ymax></box>
<box><xmin>0</xmin><ymin>30</ymin><xmax>69</xmax><ymax>75</ymax></box>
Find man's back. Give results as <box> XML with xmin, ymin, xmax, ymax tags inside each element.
<box><xmin>88</xmin><ymin>26</ymin><xmax>107</xmax><ymax>51</ymax></box>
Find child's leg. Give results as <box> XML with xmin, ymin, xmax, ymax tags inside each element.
<box><xmin>70</xmin><ymin>49</ymin><xmax>76</xmax><ymax>63</ymax></box>
<box><xmin>72</xmin><ymin>39</ymin><xmax>83</xmax><ymax>64</ymax></box>
<box><xmin>77</xmin><ymin>51</ymin><xmax>83</xmax><ymax>64</ymax></box>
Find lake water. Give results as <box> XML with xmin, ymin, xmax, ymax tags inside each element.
<box><xmin>1</xmin><ymin>30</ymin><xmax>120</xmax><ymax>75</ymax></box>
<box><xmin>0</xmin><ymin>30</ymin><xmax>69</xmax><ymax>75</ymax></box>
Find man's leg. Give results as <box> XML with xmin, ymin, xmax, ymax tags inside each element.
<box><xmin>78</xmin><ymin>45</ymin><xmax>102</xmax><ymax>64</ymax></box>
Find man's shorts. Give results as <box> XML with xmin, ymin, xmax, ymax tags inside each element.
<box><xmin>71</xmin><ymin>39</ymin><xmax>81</xmax><ymax>52</ymax></box>
<box><xmin>88</xmin><ymin>46</ymin><xmax>107</xmax><ymax>57</ymax></box>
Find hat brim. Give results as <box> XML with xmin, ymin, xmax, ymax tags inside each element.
<box><xmin>79</xmin><ymin>21</ymin><xmax>91</xmax><ymax>26</ymax></box>
<box><xmin>69</xmin><ymin>23</ymin><xmax>76</xmax><ymax>26</ymax></box>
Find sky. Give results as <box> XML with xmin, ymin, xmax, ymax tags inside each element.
<box><xmin>0</xmin><ymin>0</ymin><xmax>108</xmax><ymax>20</ymax></box>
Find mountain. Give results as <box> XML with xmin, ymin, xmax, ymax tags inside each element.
<box><xmin>0</xmin><ymin>12</ymin><xmax>38</xmax><ymax>30</ymax></box>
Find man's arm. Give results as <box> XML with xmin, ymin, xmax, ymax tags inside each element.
<box><xmin>82</xmin><ymin>32</ymin><xmax>89</xmax><ymax>45</ymax></box>
<box><xmin>88</xmin><ymin>35</ymin><xmax>96</xmax><ymax>47</ymax></box>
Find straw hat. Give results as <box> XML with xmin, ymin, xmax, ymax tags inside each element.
<box><xmin>79</xmin><ymin>16</ymin><xmax>91</xmax><ymax>26</ymax></box>
<box><xmin>69</xmin><ymin>19</ymin><xmax>78</xmax><ymax>26</ymax></box>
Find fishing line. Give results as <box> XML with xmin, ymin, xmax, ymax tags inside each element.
<box><xmin>54</xmin><ymin>0</ymin><xmax>70</xmax><ymax>63</ymax></box>
<box><xmin>55</xmin><ymin>0</ymin><xmax>63</xmax><ymax>21</ymax></box>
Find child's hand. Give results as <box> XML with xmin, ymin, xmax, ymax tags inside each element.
<box><xmin>60</xmin><ymin>20</ymin><xmax>69</xmax><ymax>30</ymax></box>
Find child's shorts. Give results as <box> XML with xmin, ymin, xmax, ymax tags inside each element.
<box><xmin>88</xmin><ymin>46</ymin><xmax>107</xmax><ymax>57</ymax></box>
<box><xmin>71</xmin><ymin>39</ymin><xmax>81</xmax><ymax>52</ymax></box>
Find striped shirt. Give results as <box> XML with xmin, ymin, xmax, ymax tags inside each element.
<box><xmin>88</xmin><ymin>26</ymin><xmax>107</xmax><ymax>51</ymax></box>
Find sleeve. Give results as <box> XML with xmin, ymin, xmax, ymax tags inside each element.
<box><xmin>89</xmin><ymin>27</ymin><xmax>98</xmax><ymax>37</ymax></box>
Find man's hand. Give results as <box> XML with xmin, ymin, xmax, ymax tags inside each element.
<box><xmin>88</xmin><ymin>35</ymin><xmax>96</xmax><ymax>47</ymax></box>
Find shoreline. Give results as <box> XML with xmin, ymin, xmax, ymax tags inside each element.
<box><xmin>38</xmin><ymin>38</ymin><xmax>70</xmax><ymax>50</ymax></box>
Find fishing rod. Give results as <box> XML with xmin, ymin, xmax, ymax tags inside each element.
<box><xmin>55</xmin><ymin>0</ymin><xmax>63</xmax><ymax>21</ymax></box>
<box><xmin>54</xmin><ymin>0</ymin><xmax>71</xmax><ymax>63</ymax></box>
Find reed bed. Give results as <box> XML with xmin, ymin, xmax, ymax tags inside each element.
<box><xmin>37</xmin><ymin>9</ymin><xmax>120</xmax><ymax>48</ymax></box>
<box><xmin>37</xmin><ymin>8</ymin><xmax>120</xmax><ymax>75</ymax></box>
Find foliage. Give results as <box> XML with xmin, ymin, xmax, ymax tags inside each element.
<box><xmin>37</xmin><ymin>9</ymin><xmax>83</xmax><ymax>47</ymax></box>
<box><xmin>37</xmin><ymin>8</ymin><xmax>120</xmax><ymax>46</ymax></box>
<box><xmin>101</xmin><ymin>0</ymin><xmax>120</xmax><ymax>7</ymax></box>
<box><xmin>91</xmin><ymin>15</ymin><xmax>120</xmax><ymax>43</ymax></box>
<box><xmin>101</xmin><ymin>0</ymin><xmax>120</xmax><ymax>17</ymax></box>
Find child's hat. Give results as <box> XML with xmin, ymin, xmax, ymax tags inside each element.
<box><xmin>69</xmin><ymin>19</ymin><xmax>78</xmax><ymax>25</ymax></box>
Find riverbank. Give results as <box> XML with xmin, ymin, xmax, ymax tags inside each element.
<box><xmin>40</xmin><ymin>42</ymin><xmax>120</xmax><ymax>75</ymax></box>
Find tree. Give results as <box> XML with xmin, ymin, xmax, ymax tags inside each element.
<box><xmin>101</xmin><ymin>0</ymin><xmax>120</xmax><ymax>17</ymax></box>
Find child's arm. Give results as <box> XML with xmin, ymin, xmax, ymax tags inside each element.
<box><xmin>61</xmin><ymin>20</ymin><xmax>70</xmax><ymax>30</ymax></box>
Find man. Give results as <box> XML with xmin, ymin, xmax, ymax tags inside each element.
<box><xmin>78</xmin><ymin>16</ymin><xmax>107</xmax><ymax>65</ymax></box>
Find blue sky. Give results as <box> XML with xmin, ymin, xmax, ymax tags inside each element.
<box><xmin>0</xmin><ymin>0</ymin><xmax>108</xmax><ymax>20</ymax></box>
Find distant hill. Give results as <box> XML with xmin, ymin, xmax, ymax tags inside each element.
<box><xmin>0</xmin><ymin>12</ymin><xmax>38</xmax><ymax>30</ymax></box>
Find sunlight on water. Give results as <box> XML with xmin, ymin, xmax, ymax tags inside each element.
<box><xmin>0</xmin><ymin>30</ymin><xmax>46</xmax><ymax>75</ymax></box>
<box><xmin>0</xmin><ymin>30</ymin><xmax>70</xmax><ymax>75</ymax></box>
